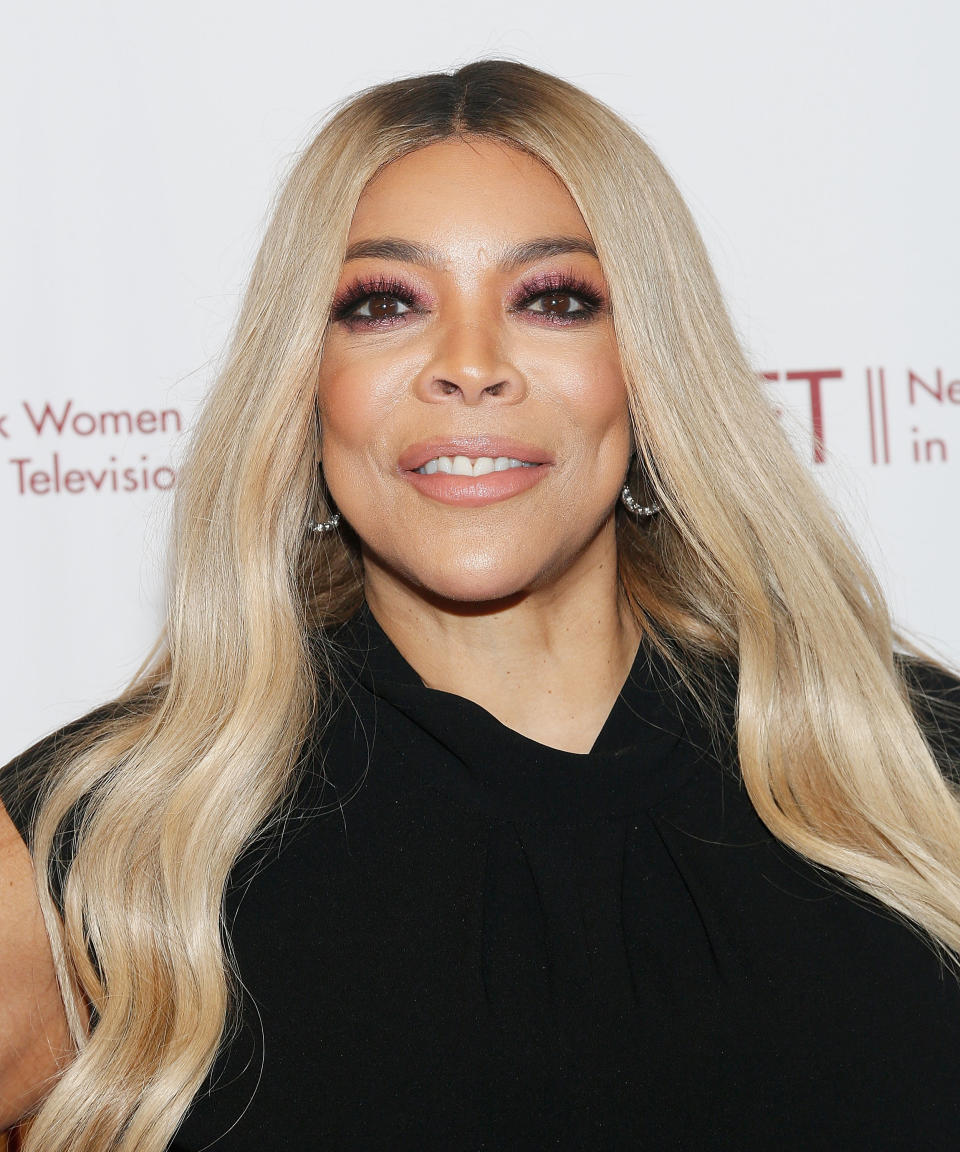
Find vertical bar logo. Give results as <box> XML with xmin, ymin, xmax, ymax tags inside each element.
<box><xmin>865</xmin><ymin>367</ymin><xmax>891</xmax><ymax>465</ymax></box>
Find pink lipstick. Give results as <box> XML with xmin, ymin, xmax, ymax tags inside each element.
<box><xmin>398</xmin><ymin>436</ymin><xmax>553</xmax><ymax>508</ymax></box>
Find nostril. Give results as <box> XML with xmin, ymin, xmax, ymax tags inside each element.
<box><xmin>421</xmin><ymin>376</ymin><xmax>521</xmax><ymax>403</ymax></box>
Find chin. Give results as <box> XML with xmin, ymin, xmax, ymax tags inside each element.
<box><xmin>381</xmin><ymin>544</ymin><xmax>546</xmax><ymax>607</ymax></box>
<box><xmin>359</xmin><ymin>514</ymin><xmax>614</xmax><ymax>607</ymax></box>
<box><xmin>417</xmin><ymin>574</ymin><xmax>531</xmax><ymax>607</ymax></box>
<box><xmin>417</xmin><ymin>561</ymin><xmax>539</xmax><ymax>606</ymax></box>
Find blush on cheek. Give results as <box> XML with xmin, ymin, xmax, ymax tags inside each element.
<box><xmin>317</xmin><ymin>387</ymin><xmax>376</xmax><ymax>451</ymax></box>
<box><xmin>572</xmin><ymin>368</ymin><xmax>630</xmax><ymax>416</ymax></box>
<box><xmin>318</xmin><ymin>352</ymin><xmax>414</xmax><ymax>449</ymax></box>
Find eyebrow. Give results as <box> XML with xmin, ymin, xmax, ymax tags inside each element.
<box><xmin>342</xmin><ymin>234</ymin><xmax>600</xmax><ymax>271</ymax></box>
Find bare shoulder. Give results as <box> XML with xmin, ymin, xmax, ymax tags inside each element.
<box><xmin>0</xmin><ymin>798</ymin><xmax>74</xmax><ymax>1131</ymax></box>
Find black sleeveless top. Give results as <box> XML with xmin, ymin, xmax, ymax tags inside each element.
<box><xmin>4</xmin><ymin>606</ymin><xmax>960</xmax><ymax>1150</ymax></box>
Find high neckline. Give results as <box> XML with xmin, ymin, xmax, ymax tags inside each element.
<box><xmin>326</xmin><ymin>602</ymin><xmax>722</xmax><ymax>822</ymax></box>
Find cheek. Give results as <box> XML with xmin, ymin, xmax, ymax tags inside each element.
<box><xmin>316</xmin><ymin>353</ymin><xmax>398</xmax><ymax>454</ymax></box>
<box><xmin>318</xmin><ymin>382</ymin><xmax>374</xmax><ymax>452</ymax></box>
<box><xmin>315</xmin><ymin>355</ymin><xmax>407</xmax><ymax>524</ymax></box>
<box><xmin>537</xmin><ymin>344</ymin><xmax>631</xmax><ymax>453</ymax></box>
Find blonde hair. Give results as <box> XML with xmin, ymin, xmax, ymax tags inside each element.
<box><xmin>11</xmin><ymin>59</ymin><xmax>960</xmax><ymax>1150</ymax></box>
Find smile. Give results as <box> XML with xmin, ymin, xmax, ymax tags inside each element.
<box><xmin>415</xmin><ymin>456</ymin><xmax>538</xmax><ymax>476</ymax></box>
<box><xmin>399</xmin><ymin>437</ymin><xmax>552</xmax><ymax>508</ymax></box>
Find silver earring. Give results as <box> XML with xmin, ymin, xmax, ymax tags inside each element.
<box><xmin>621</xmin><ymin>484</ymin><xmax>661</xmax><ymax>518</ymax></box>
<box><xmin>308</xmin><ymin>512</ymin><xmax>341</xmax><ymax>535</ymax></box>
<box><xmin>310</xmin><ymin>455</ymin><xmax>340</xmax><ymax>534</ymax></box>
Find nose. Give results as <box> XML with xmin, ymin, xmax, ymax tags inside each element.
<box><xmin>412</xmin><ymin>312</ymin><xmax>527</xmax><ymax>407</ymax></box>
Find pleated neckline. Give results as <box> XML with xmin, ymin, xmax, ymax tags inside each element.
<box><xmin>328</xmin><ymin>602</ymin><xmax>716</xmax><ymax>822</ymax></box>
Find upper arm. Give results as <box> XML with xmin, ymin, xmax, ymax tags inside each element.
<box><xmin>0</xmin><ymin>798</ymin><xmax>74</xmax><ymax>1131</ymax></box>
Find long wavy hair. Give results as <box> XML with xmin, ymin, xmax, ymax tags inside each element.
<box><xmin>10</xmin><ymin>59</ymin><xmax>960</xmax><ymax>1151</ymax></box>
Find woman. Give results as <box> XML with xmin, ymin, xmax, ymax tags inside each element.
<box><xmin>2</xmin><ymin>60</ymin><xmax>960</xmax><ymax>1151</ymax></box>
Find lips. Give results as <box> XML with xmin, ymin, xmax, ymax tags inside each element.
<box><xmin>398</xmin><ymin>436</ymin><xmax>554</xmax><ymax>472</ymax></box>
<box><xmin>398</xmin><ymin>435</ymin><xmax>553</xmax><ymax>508</ymax></box>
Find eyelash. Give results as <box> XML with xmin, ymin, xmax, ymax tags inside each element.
<box><xmin>329</xmin><ymin>269</ymin><xmax>606</xmax><ymax>330</ymax></box>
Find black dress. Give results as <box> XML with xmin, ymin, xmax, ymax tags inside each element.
<box><xmin>4</xmin><ymin>605</ymin><xmax>960</xmax><ymax>1150</ymax></box>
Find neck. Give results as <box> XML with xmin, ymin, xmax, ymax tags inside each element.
<box><xmin>361</xmin><ymin>526</ymin><xmax>641</xmax><ymax>754</ymax></box>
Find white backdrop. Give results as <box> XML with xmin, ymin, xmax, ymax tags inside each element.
<box><xmin>2</xmin><ymin>1</ymin><xmax>958</xmax><ymax>764</ymax></box>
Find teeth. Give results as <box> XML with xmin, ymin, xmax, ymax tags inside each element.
<box><xmin>415</xmin><ymin>455</ymin><xmax>535</xmax><ymax>476</ymax></box>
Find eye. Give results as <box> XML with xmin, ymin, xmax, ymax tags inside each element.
<box><xmin>511</xmin><ymin>272</ymin><xmax>606</xmax><ymax>325</ymax></box>
<box><xmin>523</xmin><ymin>291</ymin><xmax>591</xmax><ymax>319</ymax></box>
<box><xmin>330</xmin><ymin>275</ymin><xmax>425</xmax><ymax>329</ymax></box>
<box><xmin>348</xmin><ymin>293</ymin><xmax>414</xmax><ymax>322</ymax></box>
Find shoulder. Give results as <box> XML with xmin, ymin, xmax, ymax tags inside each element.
<box><xmin>895</xmin><ymin>652</ymin><xmax>960</xmax><ymax>784</ymax></box>
<box><xmin>0</xmin><ymin>701</ymin><xmax>128</xmax><ymax>847</ymax></box>
<box><xmin>897</xmin><ymin>650</ymin><xmax>960</xmax><ymax>694</ymax></box>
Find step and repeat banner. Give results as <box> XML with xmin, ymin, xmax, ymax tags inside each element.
<box><xmin>2</xmin><ymin>2</ymin><xmax>957</xmax><ymax>762</ymax></box>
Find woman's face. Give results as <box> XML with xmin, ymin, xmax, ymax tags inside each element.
<box><xmin>316</xmin><ymin>136</ymin><xmax>632</xmax><ymax>605</ymax></box>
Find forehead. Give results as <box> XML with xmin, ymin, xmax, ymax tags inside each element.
<box><xmin>346</xmin><ymin>137</ymin><xmax>593</xmax><ymax>253</ymax></box>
